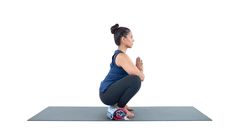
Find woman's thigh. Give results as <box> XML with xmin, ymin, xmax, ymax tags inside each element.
<box><xmin>100</xmin><ymin>75</ymin><xmax>141</xmax><ymax>105</ymax></box>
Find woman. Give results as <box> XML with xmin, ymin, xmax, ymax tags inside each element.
<box><xmin>99</xmin><ymin>24</ymin><xmax>145</xmax><ymax>119</ymax></box>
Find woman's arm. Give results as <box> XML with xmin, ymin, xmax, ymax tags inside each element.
<box><xmin>116</xmin><ymin>53</ymin><xmax>145</xmax><ymax>81</ymax></box>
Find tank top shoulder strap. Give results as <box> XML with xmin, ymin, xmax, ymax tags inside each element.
<box><xmin>112</xmin><ymin>50</ymin><xmax>124</xmax><ymax>61</ymax></box>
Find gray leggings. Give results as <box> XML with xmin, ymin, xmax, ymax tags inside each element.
<box><xmin>99</xmin><ymin>75</ymin><xmax>141</xmax><ymax>108</ymax></box>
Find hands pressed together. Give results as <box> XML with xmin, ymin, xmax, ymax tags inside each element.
<box><xmin>136</xmin><ymin>57</ymin><xmax>143</xmax><ymax>72</ymax></box>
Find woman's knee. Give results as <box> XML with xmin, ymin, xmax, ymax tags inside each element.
<box><xmin>129</xmin><ymin>75</ymin><xmax>141</xmax><ymax>87</ymax></box>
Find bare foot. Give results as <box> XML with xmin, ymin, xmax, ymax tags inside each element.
<box><xmin>125</xmin><ymin>105</ymin><xmax>134</xmax><ymax>111</ymax></box>
<box><xmin>124</xmin><ymin>108</ymin><xmax>134</xmax><ymax>118</ymax></box>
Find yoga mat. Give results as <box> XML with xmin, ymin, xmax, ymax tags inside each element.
<box><xmin>28</xmin><ymin>106</ymin><xmax>212</xmax><ymax>121</ymax></box>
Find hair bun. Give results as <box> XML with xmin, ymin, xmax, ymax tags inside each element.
<box><xmin>111</xmin><ymin>24</ymin><xmax>119</xmax><ymax>34</ymax></box>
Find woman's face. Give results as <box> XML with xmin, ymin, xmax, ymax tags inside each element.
<box><xmin>121</xmin><ymin>32</ymin><xmax>134</xmax><ymax>48</ymax></box>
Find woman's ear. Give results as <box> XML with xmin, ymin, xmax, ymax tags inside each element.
<box><xmin>121</xmin><ymin>36</ymin><xmax>125</xmax><ymax>43</ymax></box>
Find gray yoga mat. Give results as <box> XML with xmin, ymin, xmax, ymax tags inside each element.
<box><xmin>28</xmin><ymin>106</ymin><xmax>212</xmax><ymax>121</ymax></box>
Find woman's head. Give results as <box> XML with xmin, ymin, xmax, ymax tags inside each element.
<box><xmin>111</xmin><ymin>24</ymin><xmax>134</xmax><ymax>48</ymax></box>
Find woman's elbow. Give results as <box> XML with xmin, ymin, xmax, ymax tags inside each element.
<box><xmin>128</xmin><ymin>69</ymin><xmax>144</xmax><ymax>81</ymax></box>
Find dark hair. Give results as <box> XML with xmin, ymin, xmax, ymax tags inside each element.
<box><xmin>110</xmin><ymin>24</ymin><xmax>130</xmax><ymax>46</ymax></box>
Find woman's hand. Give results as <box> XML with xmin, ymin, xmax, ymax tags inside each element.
<box><xmin>136</xmin><ymin>57</ymin><xmax>143</xmax><ymax>72</ymax></box>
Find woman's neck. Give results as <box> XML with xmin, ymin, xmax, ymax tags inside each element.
<box><xmin>118</xmin><ymin>45</ymin><xmax>127</xmax><ymax>53</ymax></box>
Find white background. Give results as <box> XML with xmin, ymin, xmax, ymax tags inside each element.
<box><xmin>0</xmin><ymin>0</ymin><xmax>235</xmax><ymax>131</ymax></box>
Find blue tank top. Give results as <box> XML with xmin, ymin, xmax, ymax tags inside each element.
<box><xmin>100</xmin><ymin>50</ymin><xmax>128</xmax><ymax>93</ymax></box>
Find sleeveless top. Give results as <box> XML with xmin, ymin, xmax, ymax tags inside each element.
<box><xmin>99</xmin><ymin>50</ymin><xmax>128</xmax><ymax>93</ymax></box>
